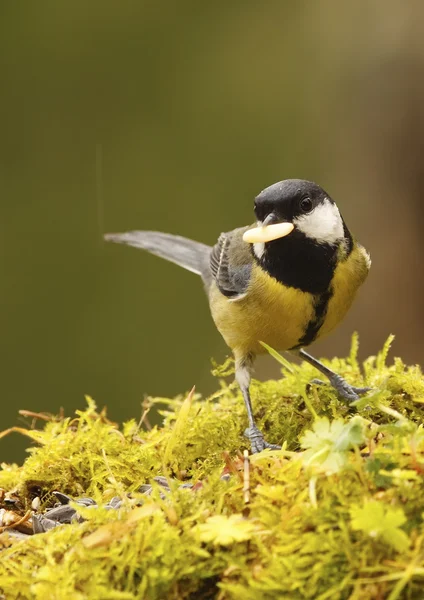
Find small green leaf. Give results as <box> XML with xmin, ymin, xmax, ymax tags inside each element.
<box><xmin>350</xmin><ymin>501</ymin><xmax>409</xmax><ymax>552</ymax></box>
<box><xmin>197</xmin><ymin>514</ymin><xmax>257</xmax><ymax>546</ymax></box>
<box><xmin>333</xmin><ymin>416</ymin><xmax>365</xmax><ymax>451</ymax></box>
<box><xmin>300</xmin><ymin>416</ymin><xmax>365</xmax><ymax>475</ymax></box>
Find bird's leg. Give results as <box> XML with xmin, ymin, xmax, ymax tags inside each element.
<box><xmin>235</xmin><ymin>354</ymin><xmax>281</xmax><ymax>453</ymax></box>
<box><xmin>298</xmin><ymin>348</ymin><xmax>371</xmax><ymax>402</ymax></box>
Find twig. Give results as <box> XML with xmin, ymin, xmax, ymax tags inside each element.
<box><xmin>243</xmin><ymin>450</ymin><xmax>250</xmax><ymax>505</ymax></box>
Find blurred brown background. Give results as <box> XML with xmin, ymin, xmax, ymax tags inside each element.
<box><xmin>1</xmin><ymin>1</ymin><xmax>423</xmax><ymax>462</ymax></box>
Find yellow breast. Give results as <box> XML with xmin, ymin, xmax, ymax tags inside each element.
<box><xmin>317</xmin><ymin>244</ymin><xmax>370</xmax><ymax>339</ymax></box>
<box><xmin>209</xmin><ymin>263</ymin><xmax>315</xmax><ymax>357</ymax></box>
<box><xmin>208</xmin><ymin>243</ymin><xmax>370</xmax><ymax>359</ymax></box>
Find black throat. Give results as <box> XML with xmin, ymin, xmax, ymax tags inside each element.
<box><xmin>254</xmin><ymin>231</ymin><xmax>344</xmax><ymax>349</ymax></box>
<box><xmin>255</xmin><ymin>231</ymin><xmax>340</xmax><ymax>295</ymax></box>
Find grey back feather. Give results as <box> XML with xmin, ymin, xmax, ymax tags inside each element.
<box><xmin>104</xmin><ymin>231</ymin><xmax>212</xmax><ymax>286</ymax></box>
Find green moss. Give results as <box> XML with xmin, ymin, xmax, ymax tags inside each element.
<box><xmin>1</xmin><ymin>336</ymin><xmax>424</xmax><ymax>599</ymax></box>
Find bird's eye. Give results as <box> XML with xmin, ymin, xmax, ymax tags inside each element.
<box><xmin>299</xmin><ymin>197</ymin><xmax>313</xmax><ymax>213</ymax></box>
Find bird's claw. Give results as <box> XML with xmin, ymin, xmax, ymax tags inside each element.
<box><xmin>244</xmin><ymin>427</ymin><xmax>281</xmax><ymax>454</ymax></box>
<box><xmin>329</xmin><ymin>374</ymin><xmax>371</xmax><ymax>401</ymax></box>
<box><xmin>309</xmin><ymin>376</ymin><xmax>371</xmax><ymax>402</ymax></box>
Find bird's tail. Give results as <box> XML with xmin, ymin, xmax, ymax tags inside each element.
<box><xmin>104</xmin><ymin>231</ymin><xmax>212</xmax><ymax>280</ymax></box>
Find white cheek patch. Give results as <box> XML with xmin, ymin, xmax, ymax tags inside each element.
<box><xmin>294</xmin><ymin>198</ymin><xmax>344</xmax><ymax>244</ymax></box>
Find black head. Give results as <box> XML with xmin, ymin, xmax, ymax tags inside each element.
<box><xmin>251</xmin><ymin>179</ymin><xmax>353</xmax><ymax>294</ymax></box>
<box><xmin>255</xmin><ymin>179</ymin><xmax>330</xmax><ymax>225</ymax></box>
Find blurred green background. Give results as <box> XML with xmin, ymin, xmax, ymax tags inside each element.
<box><xmin>2</xmin><ymin>1</ymin><xmax>424</xmax><ymax>462</ymax></box>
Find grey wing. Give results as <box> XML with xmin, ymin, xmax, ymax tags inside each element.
<box><xmin>210</xmin><ymin>229</ymin><xmax>252</xmax><ymax>298</ymax></box>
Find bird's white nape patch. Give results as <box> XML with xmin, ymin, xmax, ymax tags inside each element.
<box><xmin>359</xmin><ymin>245</ymin><xmax>372</xmax><ymax>269</ymax></box>
<box><xmin>294</xmin><ymin>198</ymin><xmax>344</xmax><ymax>244</ymax></box>
<box><xmin>253</xmin><ymin>242</ymin><xmax>265</xmax><ymax>260</ymax></box>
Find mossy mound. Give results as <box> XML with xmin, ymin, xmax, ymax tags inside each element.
<box><xmin>1</xmin><ymin>336</ymin><xmax>424</xmax><ymax>599</ymax></box>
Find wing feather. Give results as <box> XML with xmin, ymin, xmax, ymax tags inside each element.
<box><xmin>210</xmin><ymin>228</ymin><xmax>252</xmax><ymax>298</ymax></box>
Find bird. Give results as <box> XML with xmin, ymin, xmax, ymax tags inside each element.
<box><xmin>105</xmin><ymin>179</ymin><xmax>371</xmax><ymax>453</ymax></box>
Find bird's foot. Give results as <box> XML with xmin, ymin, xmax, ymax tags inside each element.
<box><xmin>310</xmin><ymin>376</ymin><xmax>371</xmax><ymax>402</ymax></box>
<box><xmin>244</xmin><ymin>426</ymin><xmax>281</xmax><ymax>454</ymax></box>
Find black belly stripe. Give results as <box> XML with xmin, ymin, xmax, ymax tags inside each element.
<box><xmin>292</xmin><ymin>287</ymin><xmax>334</xmax><ymax>349</ymax></box>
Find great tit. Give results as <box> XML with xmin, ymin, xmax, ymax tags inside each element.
<box><xmin>105</xmin><ymin>179</ymin><xmax>371</xmax><ymax>453</ymax></box>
